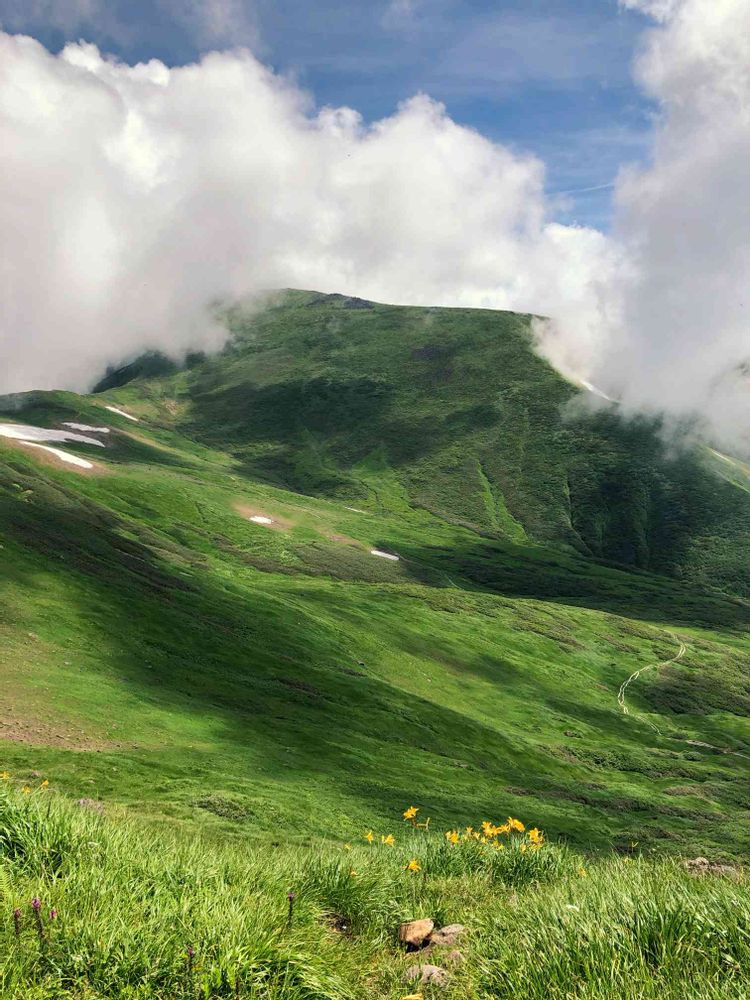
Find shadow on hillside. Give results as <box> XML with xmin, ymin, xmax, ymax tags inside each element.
<box><xmin>386</xmin><ymin>535</ymin><xmax>750</xmax><ymax>631</ymax></box>
<box><xmin>1</xmin><ymin>451</ymin><xmax>748</xmax><ymax>851</ymax></box>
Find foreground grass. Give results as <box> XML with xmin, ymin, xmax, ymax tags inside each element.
<box><xmin>1</xmin><ymin>783</ymin><xmax>749</xmax><ymax>999</ymax></box>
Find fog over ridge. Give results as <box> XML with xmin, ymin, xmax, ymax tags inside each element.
<box><xmin>1</xmin><ymin>0</ymin><xmax>749</xmax><ymax>452</ymax></box>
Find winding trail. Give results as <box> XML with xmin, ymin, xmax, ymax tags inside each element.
<box><xmin>617</xmin><ymin>632</ymin><xmax>750</xmax><ymax>759</ymax></box>
<box><xmin>617</xmin><ymin>634</ymin><xmax>686</xmax><ymax>724</ymax></box>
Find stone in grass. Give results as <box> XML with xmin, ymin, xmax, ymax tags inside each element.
<box><xmin>429</xmin><ymin>923</ymin><xmax>466</xmax><ymax>947</ymax></box>
<box><xmin>404</xmin><ymin>964</ymin><xmax>450</xmax><ymax>987</ymax></box>
<box><xmin>683</xmin><ymin>857</ymin><xmax>738</xmax><ymax>877</ymax></box>
<box><xmin>399</xmin><ymin>918</ymin><xmax>435</xmax><ymax>948</ymax></box>
<box><xmin>76</xmin><ymin>798</ymin><xmax>105</xmax><ymax>813</ymax></box>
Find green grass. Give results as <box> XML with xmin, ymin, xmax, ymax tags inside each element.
<box><xmin>1</xmin><ymin>290</ymin><xmax>750</xmax><ymax>994</ymax></box>
<box><xmin>0</xmin><ymin>292</ymin><xmax>749</xmax><ymax>857</ymax></box>
<box><xmin>1</xmin><ymin>782</ymin><xmax>750</xmax><ymax>999</ymax></box>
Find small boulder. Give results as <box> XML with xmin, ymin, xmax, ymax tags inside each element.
<box><xmin>684</xmin><ymin>857</ymin><xmax>737</xmax><ymax>877</ymax></box>
<box><xmin>399</xmin><ymin>918</ymin><xmax>434</xmax><ymax>948</ymax></box>
<box><xmin>404</xmin><ymin>964</ymin><xmax>450</xmax><ymax>987</ymax></box>
<box><xmin>429</xmin><ymin>923</ymin><xmax>466</xmax><ymax>947</ymax></box>
<box><xmin>76</xmin><ymin>798</ymin><xmax>105</xmax><ymax>813</ymax></box>
<box><xmin>445</xmin><ymin>949</ymin><xmax>464</xmax><ymax>966</ymax></box>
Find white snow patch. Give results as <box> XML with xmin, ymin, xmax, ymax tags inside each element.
<box><xmin>370</xmin><ymin>549</ymin><xmax>399</xmax><ymax>561</ymax></box>
<box><xmin>0</xmin><ymin>423</ymin><xmax>105</xmax><ymax>447</ymax></box>
<box><xmin>104</xmin><ymin>406</ymin><xmax>139</xmax><ymax>422</ymax></box>
<box><xmin>63</xmin><ymin>422</ymin><xmax>110</xmax><ymax>434</ymax></box>
<box><xmin>579</xmin><ymin>379</ymin><xmax>616</xmax><ymax>403</ymax></box>
<box><xmin>21</xmin><ymin>442</ymin><xmax>94</xmax><ymax>469</ymax></box>
<box><xmin>250</xmin><ymin>515</ymin><xmax>274</xmax><ymax>525</ymax></box>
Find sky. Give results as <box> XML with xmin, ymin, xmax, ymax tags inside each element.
<box><xmin>1</xmin><ymin>0</ymin><xmax>750</xmax><ymax>453</ymax></box>
<box><xmin>0</xmin><ymin>0</ymin><xmax>651</xmax><ymax>229</ymax></box>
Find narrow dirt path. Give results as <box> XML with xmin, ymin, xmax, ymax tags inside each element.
<box><xmin>617</xmin><ymin>633</ymin><xmax>750</xmax><ymax>759</ymax></box>
<box><xmin>617</xmin><ymin>634</ymin><xmax>686</xmax><ymax>720</ymax></box>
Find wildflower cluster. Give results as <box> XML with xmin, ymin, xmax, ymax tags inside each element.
<box><xmin>0</xmin><ymin>772</ymin><xmax>50</xmax><ymax>792</ymax></box>
<box><xmin>441</xmin><ymin>816</ymin><xmax>544</xmax><ymax>852</ymax></box>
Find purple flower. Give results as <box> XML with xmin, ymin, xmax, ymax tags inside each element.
<box><xmin>13</xmin><ymin>908</ymin><xmax>21</xmax><ymax>938</ymax></box>
<box><xmin>187</xmin><ymin>946</ymin><xmax>195</xmax><ymax>958</ymax></box>
<box><xmin>31</xmin><ymin>898</ymin><xmax>41</xmax><ymax>912</ymax></box>
<box><xmin>49</xmin><ymin>909</ymin><xmax>58</xmax><ymax>921</ymax></box>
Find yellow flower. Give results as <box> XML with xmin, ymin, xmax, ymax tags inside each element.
<box><xmin>508</xmin><ymin>817</ymin><xmax>525</xmax><ymax>833</ymax></box>
<box><xmin>520</xmin><ymin>843</ymin><xmax>528</xmax><ymax>853</ymax></box>
<box><xmin>445</xmin><ymin>830</ymin><xmax>460</xmax><ymax>845</ymax></box>
<box><xmin>464</xmin><ymin>826</ymin><xmax>474</xmax><ymax>838</ymax></box>
<box><xmin>401</xmin><ymin>994</ymin><xmax>424</xmax><ymax>1000</ymax></box>
<box><xmin>0</xmin><ymin>772</ymin><xmax>10</xmax><ymax>780</ymax></box>
<box><xmin>578</xmin><ymin>867</ymin><xmax>588</xmax><ymax>878</ymax></box>
<box><xmin>407</xmin><ymin>858</ymin><xmax>421</xmax><ymax>872</ymax></box>
<box><xmin>343</xmin><ymin>843</ymin><xmax>352</xmax><ymax>851</ymax></box>
<box><xmin>40</xmin><ymin>779</ymin><xmax>49</xmax><ymax>789</ymax></box>
<box><xmin>365</xmin><ymin>830</ymin><xmax>374</xmax><ymax>844</ymax></box>
<box><xmin>381</xmin><ymin>834</ymin><xmax>395</xmax><ymax>847</ymax></box>
<box><xmin>22</xmin><ymin>786</ymin><xmax>31</xmax><ymax>795</ymax></box>
<box><xmin>350</xmin><ymin>870</ymin><xmax>358</xmax><ymax>877</ymax></box>
<box><xmin>528</xmin><ymin>827</ymin><xmax>544</xmax><ymax>845</ymax></box>
<box><xmin>403</xmin><ymin>806</ymin><xmax>419</xmax><ymax>821</ymax></box>
<box><xmin>497</xmin><ymin>822</ymin><xmax>510</xmax><ymax>835</ymax></box>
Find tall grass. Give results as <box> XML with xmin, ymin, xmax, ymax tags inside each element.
<box><xmin>1</xmin><ymin>783</ymin><xmax>749</xmax><ymax>998</ymax></box>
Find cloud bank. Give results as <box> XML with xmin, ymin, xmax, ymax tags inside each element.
<box><xmin>540</xmin><ymin>0</ymin><xmax>750</xmax><ymax>449</ymax></box>
<box><xmin>1</xmin><ymin>0</ymin><xmax>749</xmax><ymax>455</ymax></box>
<box><xmin>0</xmin><ymin>29</ymin><xmax>607</xmax><ymax>394</ymax></box>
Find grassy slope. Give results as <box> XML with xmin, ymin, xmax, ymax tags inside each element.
<box><xmin>2</xmin><ymin>783</ymin><xmax>750</xmax><ymax>1000</ymax></box>
<box><xmin>0</xmin><ymin>292</ymin><xmax>748</xmax><ymax>864</ymax></box>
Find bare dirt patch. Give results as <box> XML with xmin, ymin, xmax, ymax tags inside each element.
<box><xmin>325</xmin><ymin>532</ymin><xmax>364</xmax><ymax>549</ymax></box>
<box><xmin>0</xmin><ymin>714</ymin><xmax>118</xmax><ymax>751</ymax></box>
<box><xmin>234</xmin><ymin>503</ymin><xmax>295</xmax><ymax>531</ymax></box>
<box><xmin>0</xmin><ymin>437</ymin><xmax>106</xmax><ymax>476</ymax></box>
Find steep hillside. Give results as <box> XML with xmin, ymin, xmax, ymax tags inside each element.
<box><xmin>106</xmin><ymin>290</ymin><xmax>750</xmax><ymax>593</ymax></box>
<box><xmin>0</xmin><ymin>291</ymin><xmax>748</xmax><ymax>861</ymax></box>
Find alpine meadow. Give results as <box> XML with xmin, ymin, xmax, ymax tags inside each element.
<box><xmin>1</xmin><ymin>291</ymin><xmax>749</xmax><ymax>999</ymax></box>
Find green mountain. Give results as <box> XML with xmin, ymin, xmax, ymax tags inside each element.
<box><xmin>1</xmin><ymin>289</ymin><xmax>749</xmax><ymax>861</ymax></box>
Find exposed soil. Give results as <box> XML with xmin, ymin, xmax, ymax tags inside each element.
<box><xmin>234</xmin><ymin>503</ymin><xmax>295</xmax><ymax>531</ymax></box>
<box><xmin>0</xmin><ymin>437</ymin><xmax>105</xmax><ymax>476</ymax></box>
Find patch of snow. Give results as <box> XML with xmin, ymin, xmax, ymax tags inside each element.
<box><xmin>709</xmin><ymin>448</ymin><xmax>736</xmax><ymax>466</ymax></box>
<box><xmin>104</xmin><ymin>405</ymin><xmax>139</xmax><ymax>422</ymax></box>
<box><xmin>579</xmin><ymin>379</ymin><xmax>616</xmax><ymax>403</ymax></box>
<box><xmin>250</xmin><ymin>515</ymin><xmax>274</xmax><ymax>524</ymax></box>
<box><xmin>0</xmin><ymin>423</ymin><xmax>105</xmax><ymax>447</ymax></box>
<box><xmin>370</xmin><ymin>549</ymin><xmax>399</xmax><ymax>561</ymax></box>
<box><xmin>21</xmin><ymin>442</ymin><xmax>93</xmax><ymax>469</ymax></box>
<box><xmin>345</xmin><ymin>507</ymin><xmax>367</xmax><ymax>514</ymax></box>
<box><xmin>63</xmin><ymin>422</ymin><xmax>110</xmax><ymax>434</ymax></box>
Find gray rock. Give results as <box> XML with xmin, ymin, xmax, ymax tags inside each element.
<box><xmin>404</xmin><ymin>964</ymin><xmax>450</xmax><ymax>987</ymax></box>
<box><xmin>429</xmin><ymin>923</ymin><xmax>466</xmax><ymax>947</ymax></box>
<box><xmin>76</xmin><ymin>798</ymin><xmax>105</xmax><ymax>813</ymax></box>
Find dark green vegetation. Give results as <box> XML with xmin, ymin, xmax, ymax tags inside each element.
<box><xmin>2</xmin><ymin>782</ymin><xmax>750</xmax><ymax>1000</ymax></box>
<box><xmin>0</xmin><ymin>290</ymin><xmax>748</xmax><ymax>866</ymax></box>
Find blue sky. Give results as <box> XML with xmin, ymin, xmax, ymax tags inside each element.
<box><xmin>1</xmin><ymin>0</ymin><xmax>654</xmax><ymax>228</ymax></box>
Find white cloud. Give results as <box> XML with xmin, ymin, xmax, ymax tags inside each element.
<box><xmin>0</xmin><ymin>31</ymin><xmax>606</xmax><ymax>393</ymax></box>
<box><xmin>537</xmin><ymin>0</ymin><xmax>750</xmax><ymax>450</ymax></box>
